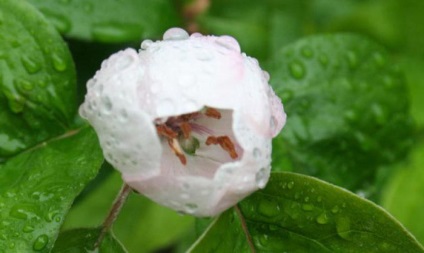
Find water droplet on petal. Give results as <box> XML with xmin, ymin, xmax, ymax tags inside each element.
<box><xmin>140</xmin><ymin>39</ymin><xmax>153</xmax><ymax>50</ymax></box>
<box><xmin>216</xmin><ymin>35</ymin><xmax>241</xmax><ymax>53</ymax></box>
<box><xmin>263</xmin><ymin>71</ymin><xmax>270</xmax><ymax>82</ymax></box>
<box><xmin>163</xmin><ymin>28</ymin><xmax>189</xmax><ymax>41</ymax></box>
<box><xmin>253</xmin><ymin>148</ymin><xmax>261</xmax><ymax>159</ymax></box>
<box><xmin>33</xmin><ymin>234</ymin><xmax>49</xmax><ymax>251</ymax></box>
<box><xmin>101</xmin><ymin>96</ymin><xmax>113</xmax><ymax>113</ymax></box>
<box><xmin>185</xmin><ymin>203</ymin><xmax>198</xmax><ymax>214</ymax></box>
<box><xmin>255</xmin><ymin>167</ymin><xmax>269</xmax><ymax>188</ymax></box>
<box><xmin>190</xmin><ymin>32</ymin><xmax>202</xmax><ymax>38</ymax></box>
<box><xmin>289</xmin><ymin>60</ymin><xmax>305</xmax><ymax>79</ymax></box>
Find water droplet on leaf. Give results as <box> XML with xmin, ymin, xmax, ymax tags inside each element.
<box><xmin>289</xmin><ymin>60</ymin><xmax>306</xmax><ymax>79</ymax></box>
<box><xmin>33</xmin><ymin>234</ymin><xmax>49</xmax><ymax>251</ymax></box>
<box><xmin>21</xmin><ymin>56</ymin><xmax>41</xmax><ymax>74</ymax></box>
<box><xmin>51</xmin><ymin>53</ymin><xmax>67</xmax><ymax>72</ymax></box>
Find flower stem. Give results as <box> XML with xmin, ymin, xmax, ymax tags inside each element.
<box><xmin>94</xmin><ymin>183</ymin><xmax>132</xmax><ymax>248</ymax></box>
<box><xmin>234</xmin><ymin>204</ymin><xmax>256</xmax><ymax>253</ymax></box>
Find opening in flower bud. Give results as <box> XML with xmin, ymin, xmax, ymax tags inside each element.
<box><xmin>155</xmin><ymin>107</ymin><xmax>240</xmax><ymax>166</ymax></box>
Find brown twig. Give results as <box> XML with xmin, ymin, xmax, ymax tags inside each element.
<box><xmin>94</xmin><ymin>183</ymin><xmax>132</xmax><ymax>248</ymax></box>
<box><xmin>183</xmin><ymin>0</ymin><xmax>210</xmax><ymax>33</ymax></box>
<box><xmin>234</xmin><ymin>204</ymin><xmax>256</xmax><ymax>253</ymax></box>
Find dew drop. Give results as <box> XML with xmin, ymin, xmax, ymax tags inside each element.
<box><xmin>21</xmin><ymin>56</ymin><xmax>41</xmax><ymax>74</ymax></box>
<box><xmin>346</xmin><ymin>51</ymin><xmax>358</xmax><ymax>69</ymax></box>
<box><xmin>10</xmin><ymin>204</ymin><xmax>38</xmax><ymax>220</ymax></box>
<box><xmin>258</xmin><ymin>199</ymin><xmax>280</xmax><ymax>218</ymax></box>
<box><xmin>23</xmin><ymin>225</ymin><xmax>35</xmax><ymax>233</ymax></box>
<box><xmin>262</xmin><ymin>71</ymin><xmax>270</xmax><ymax>82</ymax></box>
<box><xmin>302</xmin><ymin>204</ymin><xmax>314</xmax><ymax>211</ymax></box>
<box><xmin>316</xmin><ymin>212</ymin><xmax>329</xmax><ymax>224</ymax></box>
<box><xmin>373</xmin><ymin>52</ymin><xmax>386</xmax><ymax>66</ymax></box>
<box><xmin>33</xmin><ymin>234</ymin><xmax>49</xmax><ymax>251</ymax></box>
<box><xmin>319</xmin><ymin>54</ymin><xmax>329</xmax><ymax>66</ymax></box>
<box><xmin>255</xmin><ymin>167</ymin><xmax>269</xmax><ymax>188</ymax></box>
<box><xmin>216</xmin><ymin>35</ymin><xmax>241</xmax><ymax>53</ymax></box>
<box><xmin>289</xmin><ymin>60</ymin><xmax>306</xmax><ymax>79</ymax></box>
<box><xmin>113</xmin><ymin>52</ymin><xmax>133</xmax><ymax>70</ymax></box>
<box><xmin>101</xmin><ymin>96</ymin><xmax>113</xmax><ymax>113</ymax></box>
<box><xmin>301</xmin><ymin>46</ymin><xmax>313</xmax><ymax>58</ymax></box>
<box><xmin>253</xmin><ymin>148</ymin><xmax>261</xmax><ymax>159</ymax></box>
<box><xmin>163</xmin><ymin>28</ymin><xmax>189</xmax><ymax>40</ymax></box>
<box><xmin>8</xmin><ymin>96</ymin><xmax>25</xmax><ymax>113</ymax></box>
<box><xmin>185</xmin><ymin>203</ymin><xmax>198</xmax><ymax>214</ymax></box>
<box><xmin>287</xmin><ymin>181</ymin><xmax>295</xmax><ymax>189</ymax></box>
<box><xmin>51</xmin><ymin>53</ymin><xmax>67</xmax><ymax>72</ymax></box>
<box><xmin>336</xmin><ymin>217</ymin><xmax>351</xmax><ymax>239</ymax></box>
<box><xmin>17</xmin><ymin>79</ymin><xmax>34</xmax><ymax>91</ymax></box>
<box><xmin>140</xmin><ymin>39</ymin><xmax>153</xmax><ymax>50</ymax></box>
<box><xmin>41</xmin><ymin>10</ymin><xmax>71</xmax><ymax>33</ymax></box>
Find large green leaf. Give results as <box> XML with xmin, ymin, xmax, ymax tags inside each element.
<box><xmin>189</xmin><ymin>172</ymin><xmax>424</xmax><ymax>252</ymax></box>
<box><xmin>52</xmin><ymin>228</ymin><xmax>127</xmax><ymax>253</ymax></box>
<box><xmin>27</xmin><ymin>0</ymin><xmax>182</xmax><ymax>42</ymax></box>
<box><xmin>0</xmin><ymin>0</ymin><xmax>76</xmax><ymax>160</ymax></box>
<box><xmin>63</xmin><ymin>169</ymin><xmax>194</xmax><ymax>253</ymax></box>
<box><xmin>268</xmin><ymin>34</ymin><xmax>413</xmax><ymax>198</ymax></box>
<box><xmin>382</xmin><ymin>141</ymin><xmax>424</xmax><ymax>245</ymax></box>
<box><xmin>0</xmin><ymin>127</ymin><xmax>103</xmax><ymax>252</ymax></box>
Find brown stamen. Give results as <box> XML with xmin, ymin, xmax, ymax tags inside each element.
<box><xmin>206</xmin><ymin>135</ymin><xmax>238</xmax><ymax>159</ymax></box>
<box><xmin>156</xmin><ymin>124</ymin><xmax>178</xmax><ymax>139</ymax></box>
<box><xmin>168</xmin><ymin>138</ymin><xmax>187</xmax><ymax>165</ymax></box>
<box><xmin>180</xmin><ymin>122</ymin><xmax>192</xmax><ymax>139</ymax></box>
<box><xmin>205</xmin><ymin>107</ymin><xmax>221</xmax><ymax>119</ymax></box>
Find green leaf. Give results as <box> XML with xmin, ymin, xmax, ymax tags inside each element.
<box><xmin>189</xmin><ymin>172</ymin><xmax>424</xmax><ymax>253</ymax></box>
<box><xmin>52</xmin><ymin>228</ymin><xmax>127</xmax><ymax>253</ymax></box>
<box><xmin>0</xmin><ymin>127</ymin><xmax>103</xmax><ymax>252</ymax></box>
<box><xmin>63</xmin><ymin>169</ymin><xmax>194</xmax><ymax>253</ymax></box>
<box><xmin>382</xmin><ymin>141</ymin><xmax>424</xmax><ymax>245</ymax></box>
<box><xmin>27</xmin><ymin>0</ymin><xmax>182</xmax><ymax>42</ymax></box>
<box><xmin>0</xmin><ymin>0</ymin><xmax>76</xmax><ymax>160</ymax></box>
<box><xmin>268</xmin><ymin>34</ymin><xmax>413</xmax><ymax>198</ymax></box>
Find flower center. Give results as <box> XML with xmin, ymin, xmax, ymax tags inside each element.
<box><xmin>155</xmin><ymin>107</ymin><xmax>239</xmax><ymax>165</ymax></box>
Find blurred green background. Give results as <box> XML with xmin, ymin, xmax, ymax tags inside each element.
<box><xmin>25</xmin><ymin>0</ymin><xmax>424</xmax><ymax>252</ymax></box>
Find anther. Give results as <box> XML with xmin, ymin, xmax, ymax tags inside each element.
<box><xmin>205</xmin><ymin>107</ymin><xmax>221</xmax><ymax>119</ymax></box>
<box><xmin>180</xmin><ymin>122</ymin><xmax>192</xmax><ymax>139</ymax></box>
<box><xmin>168</xmin><ymin>138</ymin><xmax>187</xmax><ymax>165</ymax></box>
<box><xmin>156</xmin><ymin>124</ymin><xmax>178</xmax><ymax>139</ymax></box>
<box><xmin>206</xmin><ymin>135</ymin><xmax>238</xmax><ymax>159</ymax></box>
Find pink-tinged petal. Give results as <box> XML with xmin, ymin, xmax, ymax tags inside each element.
<box><xmin>80</xmin><ymin>28</ymin><xmax>286</xmax><ymax>217</ymax></box>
